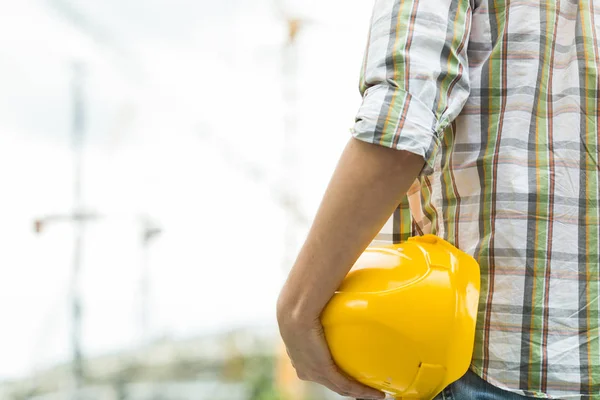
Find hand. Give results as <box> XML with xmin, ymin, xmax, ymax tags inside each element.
<box><xmin>278</xmin><ymin>316</ymin><xmax>385</xmax><ymax>399</ymax></box>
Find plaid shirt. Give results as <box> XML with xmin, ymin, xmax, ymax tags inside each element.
<box><xmin>352</xmin><ymin>0</ymin><xmax>600</xmax><ymax>398</ymax></box>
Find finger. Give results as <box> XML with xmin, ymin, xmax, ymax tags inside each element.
<box><xmin>313</xmin><ymin>376</ymin><xmax>351</xmax><ymax>397</ymax></box>
<box><xmin>293</xmin><ymin>368</ymin><xmax>353</xmax><ymax>398</ymax></box>
<box><xmin>325</xmin><ymin>367</ymin><xmax>385</xmax><ymax>399</ymax></box>
<box><xmin>290</xmin><ymin>369</ymin><xmax>352</xmax><ymax>398</ymax></box>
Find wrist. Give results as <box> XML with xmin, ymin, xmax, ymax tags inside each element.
<box><xmin>276</xmin><ymin>285</ymin><xmax>321</xmax><ymax>333</ymax></box>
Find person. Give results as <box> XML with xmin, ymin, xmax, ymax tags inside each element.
<box><xmin>276</xmin><ymin>0</ymin><xmax>600</xmax><ymax>398</ymax></box>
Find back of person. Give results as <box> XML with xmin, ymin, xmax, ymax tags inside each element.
<box><xmin>369</xmin><ymin>0</ymin><xmax>600</xmax><ymax>398</ymax></box>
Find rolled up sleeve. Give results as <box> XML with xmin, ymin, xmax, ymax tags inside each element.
<box><xmin>352</xmin><ymin>0</ymin><xmax>472</xmax><ymax>176</ymax></box>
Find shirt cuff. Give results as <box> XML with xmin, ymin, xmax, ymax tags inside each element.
<box><xmin>351</xmin><ymin>84</ymin><xmax>442</xmax><ymax>176</ymax></box>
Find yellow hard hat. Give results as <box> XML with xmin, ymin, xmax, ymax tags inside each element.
<box><xmin>321</xmin><ymin>235</ymin><xmax>480</xmax><ymax>400</ymax></box>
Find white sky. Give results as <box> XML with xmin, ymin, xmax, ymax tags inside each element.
<box><xmin>0</xmin><ymin>0</ymin><xmax>373</xmax><ymax>380</ymax></box>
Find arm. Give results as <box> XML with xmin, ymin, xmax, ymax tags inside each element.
<box><xmin>278</xmin><ymin>138</ymin><xmax>422</xmax><ymax>323</ymax></box>
<box><xmin>277</xmin><ymin>138</ymin><xmax>423</xmax><ymax>399</ymax></box>
<box><xmin>277</xmin><ymin>0</ymin><xmax>473</xmax><ymax>397</ymax></box>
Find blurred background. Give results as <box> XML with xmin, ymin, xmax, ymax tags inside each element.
<box><xmin>0</xmin><ymin>0</ymin><xmax>372</xmax><ymax>398</ymax></box>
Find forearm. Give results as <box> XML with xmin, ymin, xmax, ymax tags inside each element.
<box><xmin>277</xmin><ymin>137</ymin><xmax>424</xmax><ymax>327</ymax></box>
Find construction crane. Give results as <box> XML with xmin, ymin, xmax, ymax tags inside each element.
<box><xmin>32</xmin><ymin>3</ymin><xmax>158</xmax><ymax>398</ymax></box>
<box><xmin>272</xmin><ymin>3</ymin><xmax>309</xmax><ymax>399</ymax></box>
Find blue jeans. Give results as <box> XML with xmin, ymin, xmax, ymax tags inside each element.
<box><xmin>433</xmin><ymin>369</ymin><xmax>531</xmax><ymax>400</ymax></box>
